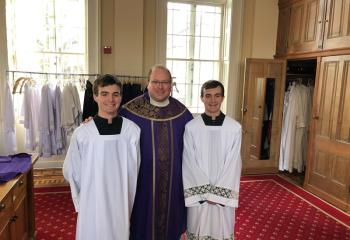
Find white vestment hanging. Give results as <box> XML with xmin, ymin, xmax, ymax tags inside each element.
<box><xmin>63</xmin><ymin>118</ymin><xmax>140</xmax><ymax>240</ymax></box>
<box><xmin>182</xmin><ymin>115</ymin><xmax>242</xmax><ymax>239</ymax></box>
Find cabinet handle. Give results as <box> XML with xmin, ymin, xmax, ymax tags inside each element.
<box><xmin>313</xmin><ymin>116</ymin><xmax>319</xmax><ymax>119</ymax></box>
<box><xmin>10</xmin><ymin>215</ymin><xmax>18</xmax><ymax>222</ymax></box>
<box><xmin>242</xmin><ymin>107</ymin><xmax>247</xmax><ymax>113</ymax></box>
<box><xmin>19</xmin><ymin>180</ymin><xmax>24</xmax><ymax>186</ymax></box>
<box><xmin>0</xmin><ymin>203</ymin><xmax>5</xmax><ymax>211</ymax></box>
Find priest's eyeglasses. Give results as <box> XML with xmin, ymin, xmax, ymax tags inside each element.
<box><xmin>149</xmin><ymin>80</ymin><xmax>171</xmax><ymax>86</ymax></box>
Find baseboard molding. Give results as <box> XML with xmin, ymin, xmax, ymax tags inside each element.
<box><xmin>33</xmin><ymin>168</ymin><xmax>68</xmax><ymax>187</ymax></box>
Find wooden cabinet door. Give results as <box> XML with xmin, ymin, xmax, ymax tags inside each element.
<box><xmin>0</xmin><ymin>220</ymin><xmax>11</xmax><ymax>240</ymax></box>
<box><xmin>11</xmin><ymin>197</ymin><xmax>28</xmax><ymax>240</ymax></box>
<box><xmin>242</xmin><ymin>59</ymin><xmax>286</xmax><ymax>174</ymax></box>
<box><xmin>305</xmin><ymin>55</ymin><xmax>350</xmax><ymax>211</ymax></box>
<box><xmin>287</xmin><ymin>0</ymin><xmax>320</xmax><ymax>53</ymax></box>
<box><xmin>276</xmin><ymin>6</ymin><xmax>291</xmax><ymax>57</ymax></box>
<box><xmin>322</xmin><ymin>0</ymin><xmax>350</xmax><ymax>50</ymax></box>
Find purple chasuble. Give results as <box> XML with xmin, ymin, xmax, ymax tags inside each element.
<box><xmin>120</xmin><ymin>92</ymin><xmax>193</xmax><ymax>240</ymax></box>
<box><xmin>0</xmin><ymin>153</ymin><xmax>32</xmax><ymax>182</ymax></box>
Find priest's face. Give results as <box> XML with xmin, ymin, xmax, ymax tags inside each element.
<box><xmin>94</xmin><ymin>84</ymin><xmax>122</xmax><ymax>117</ymax></box>
<box><xmin>201</xmin><ymin>86</ymin><xmax>224</xmax><ymax>116</ymax></box>
<box><xmin>147</xmin><ymin>68</ymin><xmax>172</xmax><ymax>102</ymax></box>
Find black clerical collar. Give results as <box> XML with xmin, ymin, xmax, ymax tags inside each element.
<box><xmin>201</xmin><ymin>112</ymin><xmax>225</xmax><ymax>126</ymax></box>
<box><xmin>93</xmin><ymin>115</ymin><xmax>123</xmax><ymax>135</ymax></box>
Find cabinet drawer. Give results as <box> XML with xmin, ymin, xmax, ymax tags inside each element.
<box><xmin>0</xmin><ymin>192</ymin><xmax>13</xmax><ymax>228</ymax></box>
<box><xmin>13</xmin><ymin>175</ymin><xmax>27</xmax><ymax>209</ymax></box>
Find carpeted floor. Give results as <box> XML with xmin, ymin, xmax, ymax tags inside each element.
<box><xmin>34</xmin><ymin>175</ymin><xmax>350</xmax><ymax>239</ymax></box>
<box><xmin>35</xmin><ymin>187</ymin><xmax>76</xmax><ymax>240</ymax></box>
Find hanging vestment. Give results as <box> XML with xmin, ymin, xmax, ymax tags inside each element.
<box><xmin>63</xmin><ymin>117</ymin><xmax>140</xmax><ymax>240</ymax></box>
<box><xmin>120</xmin><ymin>92</ymin><xmax>193</xmax><ymax>240</ymax></box>
<box><xmin>2</xmin><ymin>82</ymin><xmax>17</xmax><ymax>154</ymax></box>
<box><xmin>82</xmin><ymin>80</ymin><xmax>98</xmax><ymax>120</ymax></box>
<box><xmin>21</xmin><ymin>83</ymin><xmax>41</xmax><ymax>151</ymax></box>
<box><xmin>182</xmin><ymin>113</ymin><xmax>242</xmax><ymax>240</ymax></box>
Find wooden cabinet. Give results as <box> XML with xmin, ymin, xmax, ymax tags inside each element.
<box><xmin>0</xmin><ymin>156</ymin><xmax>37</xmax><ymax>240</ymax></box>
<box><xmin>276</xmin><ymin>0</ymin><xmax>350</xmax><ymax>56</ymax></box>
<box><xmin>321</xmin><ymin>0</ymin><xmax>350</xmax><ymax>50</ymax></box>
<box><xmin>0</xmin><ymin>174</ymin><xmax>28</xmax><ymax>240</ymax></box>
<box><xmin>304</xmin><ymin>55</ymin><xmax>350</xmax><ymax>211</ymax></box>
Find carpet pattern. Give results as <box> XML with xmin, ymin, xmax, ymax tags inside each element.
<box><xmin>236</xmin><ymin>176</ymin><xmax>350</xmax><ymax>239</ymax></box>
<box><xmin>35</xmin><ymin>187</ymin><xmax>76</xmax><ymax>240</ymax></box>
<box><xmin>34</xmin><ymin>175</ymin><xmax>350</xmax><ymax>239</ymax></box>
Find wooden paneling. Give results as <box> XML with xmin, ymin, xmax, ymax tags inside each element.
<box><xmin>277</xmin><ymin>0</ymin><xmax>350</xmax><ymax>56</ymax></box>
<box><xmin>276</xmin><ymin>7</ymin><xmax>291</xmax><ymax>56</ymax></box>
<box><xmin>323</xmin><ymin>0</ymin><xmax>350</xmax><ymax>49</ymax></box>
<box><xmin>287</xmin><ymin>0</ymin><xmax>320</xmax><ymax>53</ymax></box>
<box><xmin>306</xmin><ymin>55</ymin><xmax>350</xmax><ymax>211</ymax></box>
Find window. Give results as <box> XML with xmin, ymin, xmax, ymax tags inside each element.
<box><xmin>166</xmin><ymin>1</ymin><xmax>224</xmax><ymax>113</ymax></box>
<box><xmin>6</xmin><ymin>0</ymin><xmax>87</xmax><ymax>74</ymax></box>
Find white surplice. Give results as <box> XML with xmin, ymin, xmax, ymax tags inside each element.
<box><xmin>182</xmin><ymin>115</ymin><xmax>242</xmax><ymax>240</ymax></box>
<box><xmin>2</xmin><ymin>82</ymin><xmax>17</xmax><ymax>154</ymax></box>
<box><xmin>63</xmin><ymin>118</ymin><xmax>141</xmax><ymax>240</ymax></box>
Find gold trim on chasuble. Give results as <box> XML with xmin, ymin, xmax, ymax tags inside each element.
<box><xmin>151</xmin><ymin>119</ymin><xmax>175</xmax><ymax>240</ymax></box>
<box><xmin>123</xmin><ymin>95</ymin><xmax>188</xmax><ymax>121</ymax></box>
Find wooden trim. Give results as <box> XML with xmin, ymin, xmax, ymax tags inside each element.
<box><xmin>242</xmin><ymin>167</ymin><xmax>279</xmax><ymax>175</ymax></box>
<box><xmin>304</xmin><ymin>183</ymin><xmax>349</xmax><ymax>212</ymax></box>
<box><xmin>275</xmin><ymin>48</ymin><xmax>350</xmax><ymax>59</ymax></box>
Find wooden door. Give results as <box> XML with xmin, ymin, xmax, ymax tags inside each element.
<box><xmin>288</xmin><ymin>0</ymin><xmax>320</xmax><ymax>53</ymax></box>
<box><xmin>305</xmin><ymin>55</ymin><xmax>350</xmax><ymax>211</ymax></box>
<box><xmin>242</xmin><ymin>59</ymin><xmax>286</xmax><ymax>174</ymax></box>
<box><xmin>322</xmin><ymin>0</ymin><xmax>350</xmax><ymax>50</ymax></box>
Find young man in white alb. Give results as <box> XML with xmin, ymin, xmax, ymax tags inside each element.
<box><xmin>182</xmin><ymin>80</ymin><xmax>242</xmax><ymax>240</ymax></box>
<box><xmin>63</xmin><ymin>74</ymin><xmax>140</xmax><ymax>240</ymax></box>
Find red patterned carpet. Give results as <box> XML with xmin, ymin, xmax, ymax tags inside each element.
<box><xmin>34</xmin><ymin>175</ymin><xmax>350</xmax><ymax>239</ymax></box>
<box><xmin>34</xmin><ymin>186</ymin><xmax>76</xmax><ymax>240</ymax></box>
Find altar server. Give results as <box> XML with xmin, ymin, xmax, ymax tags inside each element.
<box><xmin>63</xmin><ymin>74</ymin><xmax>140</xmax><ymax>240</ymax></box>
<box><xmin>183</xmin><ymin>80</ymin><xmax>242</xmax><ymax>240</ymax></box>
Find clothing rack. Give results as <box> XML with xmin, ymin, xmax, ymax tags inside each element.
<box><xmin>6</xmin><ymin>70</ymin><xmax>148</xmax><ymax>91</ymax></box>
<box><xmin>7</xmin><ymin>70</ymin><xmax>147</xmax><ymax>79</ymax></box>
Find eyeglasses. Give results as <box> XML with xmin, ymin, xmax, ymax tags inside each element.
<box><xmin>149</xmin><ymin>80</ymin><xmax>171</xmax><ymax>86</ymax></box>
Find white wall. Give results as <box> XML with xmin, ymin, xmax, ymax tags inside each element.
<box><xmin>251</xmin><ymin>0</ymin><xmax>279</xmax><ymax>58</ymax></box>
<box><xmin>0</xmin><ymin>0</ymin><xmax>9</xmax><ymax>155</ymax></box>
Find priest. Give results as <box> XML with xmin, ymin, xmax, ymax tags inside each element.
<box><xmin>63</xmin><ymin>74</ymin><xmax>141</xmax><ymax>240</ymax></box>
<box><xmin>182</xmin><ymin>80</ymin><xmax>242</xmax><ymax>239</ymax></box>
<box><xmin>120</xmin><ymin>65</ymin><xmax>193</xmax><ymax>240</ymax></box>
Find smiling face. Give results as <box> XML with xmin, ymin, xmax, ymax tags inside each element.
<box><xmin>147</xmin><ymin>67</ymin><xmax>172</xmax><ymax>102</ymax></box>
<box><xmin>93</xmin><ymin>84</ymin><xmax>122</xmax><ymax>118</ymax></box>
<box><xmin>201</xmin><ymin>86</ymin><xmax>224</xmax><ymax>117</ymax></box>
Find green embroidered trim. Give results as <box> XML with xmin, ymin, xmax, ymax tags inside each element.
<box><xmin>184</xmin><ymin>184</ymin><xmax>238</xmax><ymax>199</ymax></box>
<box><xmin>187</xmin><ymin>231</ymin><xmax>234</xmax><ymax>240</ymax></box>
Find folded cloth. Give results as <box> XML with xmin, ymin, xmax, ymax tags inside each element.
<box><xmin>0</xmin><ymin>153</ymin><xmax>32</xmax><ymax>182</ymax></box>
<box><xmin>0</xmin><ymin>156</ymin><xmax>12</xmax><ymax>163</ymax></box>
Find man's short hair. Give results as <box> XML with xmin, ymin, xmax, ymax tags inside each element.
<box><xmin>200</xmin><ymin>80</ymin><xmax>225</xmax><ymax>97</ymax></box>
<box><xmin>148</xmin><ymin>64</ymin><xmax>172</xmax><ymax>83</ymax></box>
<box><xmin>93</xmin><ymin>74</ymin><xmax>122</xmax><ymax>96</ymax></box>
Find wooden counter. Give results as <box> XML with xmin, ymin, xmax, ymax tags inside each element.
<box><xmin>0</xmin><ymin>154</ymin><xmax>39</xmax><ymax>240</ymax></box>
